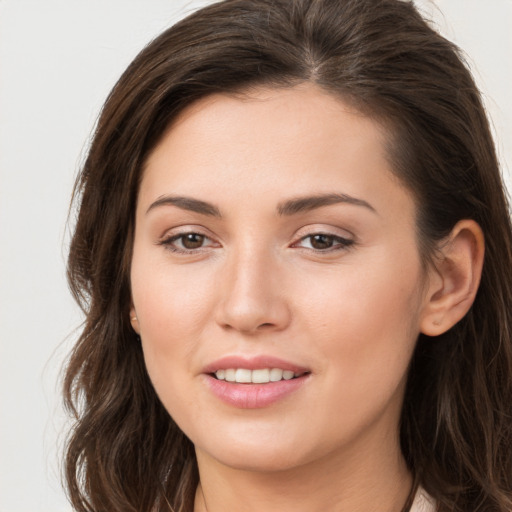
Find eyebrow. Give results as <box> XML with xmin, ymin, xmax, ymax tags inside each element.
<box><xmin>146</xmin><ymin>195</ymin><xmax>221</xmax><ymax>217</ymax></box>
<box><xmin>146</xmin><ymin>192</ymin><xmax>377</xmax><ymax>217</ymax></box>
<box><xmin>277</xmin><ymin>193</ymin><xmax>377</xmax><ymax>216</ymax></box>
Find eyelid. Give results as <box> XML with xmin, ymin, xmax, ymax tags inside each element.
<box><xmin>292</xmin><ymin>234</ymin><xmax>354</xmax><ymax>251</ymax></box>
<box><xmin>156</xmin><ymin>225</ymin><xmax>221</xmax><ymax>253</ymax></box>
<box><xmin>290</xmin><ymin>225</ymin><xmax>356</xmax><ymax>252</ymax></box>
<box><xmin>292</xmin><ymin>225</ymin><xmax>355</xmax><ymax>241</ymax></box>
<box><xmin>158</xmin><ymin>224</ymin><xmax>216</xmax><ymax>240</ymax></box>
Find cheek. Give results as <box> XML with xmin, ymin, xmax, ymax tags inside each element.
<box><xmin>131</xmin><ymin>250</ymin><xmax>216</xmax><ymax>335</ymax></box>
<box><xmin>294</xmin><ymin>248</ymin><xmax>423</xmax><ymax>400</ymax></box>
<box><xmin>298</xmin><ymin>250</ymin><xmax>421</xmax><ymax>335</ymax></box>
<box><xmin>130</xmin><ymin>254</ymin><xmax>217</xmax><ymax>399</ymax></box>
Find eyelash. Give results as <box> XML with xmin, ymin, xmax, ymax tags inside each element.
<box><xmin>158</xmin><ymin>232</ymin><xmax>217</xmax><ymax>254</ymax></box>
<box><xmin>158</xmin><ymin>231</ymin><xmax>355</xmax><ymax>254</ymax></box>
<box><xmin>293</xmin><ymin>233</ymin><xmax>355</xmax><ymax>252</ymax></box>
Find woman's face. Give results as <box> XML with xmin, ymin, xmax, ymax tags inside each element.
<box><xmin>130</xmin><ymin>85</ymin><xmax>431</xmax><ymax>473</ymax></box>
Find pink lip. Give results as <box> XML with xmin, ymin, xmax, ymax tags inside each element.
<box><xmin>201</xmin><ymin>355</ymin><xmax>311</xmax><ymax>409</ymax></box>
<box><xmin>204</xmin><ymin>374</ymin><xmax>309</xmax><ymax>408</ymax></box>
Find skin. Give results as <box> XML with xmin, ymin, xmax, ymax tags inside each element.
<box><xmin>130</xmin><ymin>85</ymin><xmax>484</xmax><ymax>512</ymax></box>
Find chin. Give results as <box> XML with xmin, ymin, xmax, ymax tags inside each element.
<box><xmin>201</xmin><ymin>443</ymin><xmax>313</xmax><ymax>473</ymax></box>
<box><xmin>192</xmin><ymin>423</ymin><xmax>326</xmax><ymax>474</ymax></box>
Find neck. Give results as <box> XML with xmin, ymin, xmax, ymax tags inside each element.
<box><xmin>193</xmin><ymin>428</ymin><xmax>412</xmax><ymax>512</ymax></box>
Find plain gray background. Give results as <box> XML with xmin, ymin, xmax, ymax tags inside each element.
<box><xmin>0</xmin><ymin>1</ymin><xmax>510</xmax><ymax>510</ymax></box>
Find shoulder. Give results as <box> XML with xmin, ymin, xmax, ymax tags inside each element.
<box><xmin>410</xmin><ymin>486</ymin><xmax>437</xmax><ymax>512</ymax></box>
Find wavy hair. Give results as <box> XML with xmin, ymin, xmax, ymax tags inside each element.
<box><xmin>64</xmin><ymin>0</ymin><xmax>512</xmax><ymax>510</ymax></box>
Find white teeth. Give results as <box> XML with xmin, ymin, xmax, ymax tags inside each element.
<box><xmin>214</xmin><ymin>368</ymin><xmax>304</xmax><ymax>383</ymax></box>
<box><xmin>269</xmin><ymin>368</ymin><xmax>283</xmax><ymax>381</ymax></box>
<box><xmin>252</xmin><ymin>368</ymin><xmax>270</xmax><ymax>383</ymax></box>
<box><xmin>235</xmin><ymin>368</ymin><xmax>252</xmax><ymax>383</ymax></box>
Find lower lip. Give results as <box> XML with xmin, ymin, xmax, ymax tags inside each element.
<box><xmin>204</xmin><ymin>374</ymin><xmax>309</xmax><ymax>409</ymax></box>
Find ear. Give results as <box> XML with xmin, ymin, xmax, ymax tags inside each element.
<box><xmin>420</xmin><ymin>219</ymin><xmax>485</xmax><ymax>336</ymax></box>
<box><xmin>129</xmin><ymin>305</ymin><xmax>140</xmax><ymax>334</ymax></box>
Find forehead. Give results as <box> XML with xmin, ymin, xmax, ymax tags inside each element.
<box><xmin>139</xmin><ymin>85</ymin><xmax>412</xmax><ymax>221</ymax></box>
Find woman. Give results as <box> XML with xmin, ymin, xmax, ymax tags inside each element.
<box><xmin>64</xmin><ymin>0</ymin><xmax>512</xmax><ymax>510</ymax></box>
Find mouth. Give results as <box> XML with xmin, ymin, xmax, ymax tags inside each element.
<box><xmin>212</xmin><ymin>368</ymin><xmax>309</xmax><ymax>384</ymax></box>
<box><xmin>202</xmin><ymin>356</ymin><xmax>311</xmax><ymax>408</ymax></box>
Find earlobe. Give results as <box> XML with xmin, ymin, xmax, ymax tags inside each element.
<box><xmin>129</xmin><ymin>306</ymin><xmax>140</xmax><ymax>334</ymax></box>
<box><xmin>420</xmin><ymin>220</ymin><xmax>485</xmax><ymax>336</ymax></box>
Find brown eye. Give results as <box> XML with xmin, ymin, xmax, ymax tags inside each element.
<box><xmin>309</xmin><ymin>234</ymin><xmax>335</xmax><ymax>250</ymax></box>
<box><xmin>159</xmin><ymin>232</ymin><xmax>216</xmax><ymax>253</ymax></box>
<box><xmin>181</xmin><ymin>233</ymin><xmax>205</xmax><ymax>249</ymax></box>
<box><xmin>294</xmin><ymin>233</ymin><xmax>354</xmax><ymax>252</ymax></box>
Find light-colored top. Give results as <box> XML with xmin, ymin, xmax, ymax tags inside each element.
<box><xmin>410</xmin><ymin>487</ymin><xmax>437</xmax><ymax>512</ymax></box>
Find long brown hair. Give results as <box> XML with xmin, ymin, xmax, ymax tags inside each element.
<box><xmin>64</xmin><ymin>0</ymin><xmax>512</xmax><ymax>510</ymax></box>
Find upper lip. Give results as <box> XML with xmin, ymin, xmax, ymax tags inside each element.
<box><xmin>202</xmin><ymin>355</ymin><xmax>310</xmax><ymax>374</ymax></box>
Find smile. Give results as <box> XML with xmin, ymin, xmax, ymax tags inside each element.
<box><xmin>214</xmin><ymin>368</ymin><xmax>306</xmax><ymax>383</ymax></box>
<box><xmin>202</xmin><ymin>356</ymin><xmax>311</xmax><ymax>407</ymax></box>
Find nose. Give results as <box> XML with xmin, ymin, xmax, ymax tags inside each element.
<box><xmin>215</xmin><ymin>247</ymin><xmax>291</xmax><ymax>334</ymax></box>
